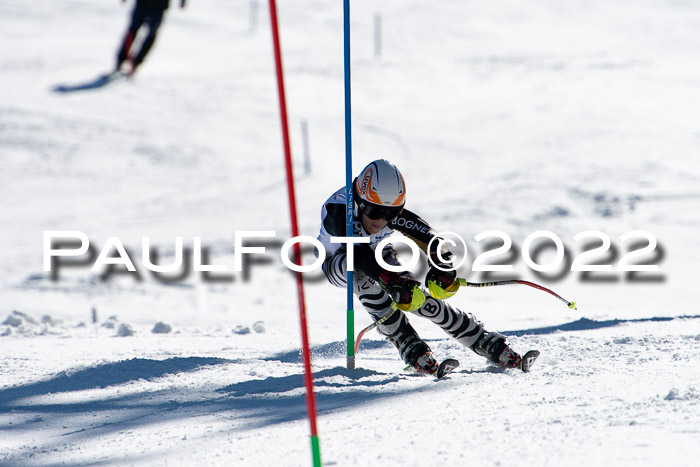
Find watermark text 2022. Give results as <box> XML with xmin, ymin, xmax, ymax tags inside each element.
<box><xmin>43</xmin><ymin>230</ymin><xmax>662</xmax><ymax>283</ymax></box>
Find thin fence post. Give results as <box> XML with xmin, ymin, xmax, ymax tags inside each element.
<box><xmin>302</xmin><ymin>119</ymin><xmax>311</xmax><ymax>175</ymax></box>
<box><xmin>374</xmin><ymin>13</ymin><xmax>382</xmax><ymax>58</ymax></box>
<box><xmin>249</xmin><ymin>0</ymin><xmax>258</xmax><ymax>34</ymax></box>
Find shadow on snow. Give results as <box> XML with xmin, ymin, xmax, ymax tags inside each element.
<box><xmin>504</xmin><ymin>314</ymin><xmax>700</xmax><ymax>337</ymax></box>
<box><xmin>266</xmin><ymin>314</ymin><xmax>700</xmax><ymax>366</ymax></box>
<box><xmin>264</xmin><ymin>338</ymin><xmax>391</xmax><ymax>363</ymax></box>
<box><xmin>0</xmin><ymin>357</ymin><xmax>231</xmax><ymax>407</ymax></box>
<box><xmin>0</xmin><ymin>356</ymin><xmax>422</xmax><ymax>463</ymax></box>
<box><xmin>4</xmin><ymin>315</ymin><xmax>695</xmax><ymax>462</ymax></box>
<box><xmin>51</xmin><ymin>72</ymin><xmax>127</xmax><ymax>93</ymax></box>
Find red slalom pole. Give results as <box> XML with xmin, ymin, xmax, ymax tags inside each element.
<box><xmin>268</xmin><ymin>1</ymin><xmax>322</xmax><ymax>466</ymax></box>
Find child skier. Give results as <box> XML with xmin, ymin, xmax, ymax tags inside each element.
<box><xmin>318</xmin><ymin>159</ymin><xmax>530</xmax><ymax>374</ymax></box>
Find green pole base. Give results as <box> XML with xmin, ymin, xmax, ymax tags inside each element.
<box><xmin>311</xmin><ymin>434</ymin><xmax>322</xmax><ymax>467</ymax></box>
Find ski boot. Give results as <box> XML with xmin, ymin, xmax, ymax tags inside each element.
<box><xmin>411</xmin><ymin>350</ymin><xmax>440</xmax><ymax>375</ymax></box>
<box><xmin>472</xmin><ymin>331</ymin><xmax>522</xmax><ymax>369</ymax></box>
<box><xmin>387</xmin><ymin>321</ymin><xmax>439</xmax><ymax>374</ymax></box>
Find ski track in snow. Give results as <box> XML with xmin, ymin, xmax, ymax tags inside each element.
<box><xmin>2</xmin><ymin>0</ymin><xmax>700</xmax><ymax>465</ymax></box>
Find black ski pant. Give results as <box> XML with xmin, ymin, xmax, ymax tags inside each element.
<box><xmin>117</xmin><ymin>4</ymin><xmax>165</xmax><ymax>69</ymax></box>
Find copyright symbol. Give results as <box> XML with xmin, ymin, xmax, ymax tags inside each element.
<box><xmin>427</xmin><ymin>231</ymin><xmax>467</xmax><ymax>272</ymax></box>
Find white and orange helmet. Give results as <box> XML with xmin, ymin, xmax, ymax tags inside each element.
<box><xmin>353</xmin><ymin>159</ymin><xmax>406</xmax><ymax>220</ymax></box>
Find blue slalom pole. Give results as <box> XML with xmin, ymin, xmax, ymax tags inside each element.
<box><xmin>343</xmin><ymin>0</ymin><xmax>355</xmax><ymax>370</ymax></box>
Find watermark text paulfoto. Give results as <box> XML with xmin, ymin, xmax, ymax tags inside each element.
<box><xmin>43</xmin><ymin>229</ymin><xmax>664</xmax><ymax>283</ymax></box>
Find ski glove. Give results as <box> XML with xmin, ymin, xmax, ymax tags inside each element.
<box><xmin>378</xmin><ymin>270</ymin><xmax>426</xmax><ymax>312</ymax></box>
<box><xmin>426</xmin><ymin>244</ymin><xmax>459</xmax><ymax>300</ymax></box>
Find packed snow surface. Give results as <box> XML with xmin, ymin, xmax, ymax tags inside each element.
<box><xmin>2</xmin><ymin>0</ymin><xmax>700</xmax><ymax>465</ymax></box>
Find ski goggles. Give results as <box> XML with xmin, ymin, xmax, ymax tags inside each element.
<box><xmin>361</xmin><ymin>202</ymin><xmax>404</xmax><ymax>221</ymax></box>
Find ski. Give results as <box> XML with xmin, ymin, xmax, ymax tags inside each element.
<box><xmin>101</xmin><ymin>70</ymin><xmax>129</xmax><ymax>84</ymax></box>
<box><xmin>436</xmin><ymin>358</ymin><xmax>460</xmax><ymax>379</ymax></box>
<box><xmin>403</xmin><ymin>358</ymin><xmax>459</xmax><ymax>379</ymax></box>
<box><xmin>404</xmin><ymin>358</ymin><xmax>460</xmax><ymax>379</ymax></box>
<box><xmin>520</xmin><ymin>350</ymin><xmax>540</xmax><ymax>372</ymax></box>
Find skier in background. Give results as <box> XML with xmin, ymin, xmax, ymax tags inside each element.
<box><xmin>115</xmin><ymin>0</ymin><xmax>186</xmax><ymax>75</ymax></box>
<box><xmin>318</xmin><ymin>159</ymin><xmax>531</xmax><ymax>374</ymax></box>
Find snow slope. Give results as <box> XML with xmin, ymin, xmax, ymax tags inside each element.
<box><xmin>2</xmin><ymin>0</ymin><xmax>700</xmax><ymax>465</ymax></box>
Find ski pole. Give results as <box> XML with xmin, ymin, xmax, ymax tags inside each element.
<box><xmin>353</xmin><ymin>293</ymin><xmax>427</xmax><ymax>354</ymax></box>
<box><xmin>354</xmin><ymin>278</ymin><xmax>576</xmax><ymax>355</ymax></box>
<box><xmin>354</xmin><ymin>307</ymin><xmax>399</xmax><ymax>355</ymax></box>
<box><xmin>455</xmin><ymin>278</ymin><xmax>577</xmax><ymax>310</ymax></box>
